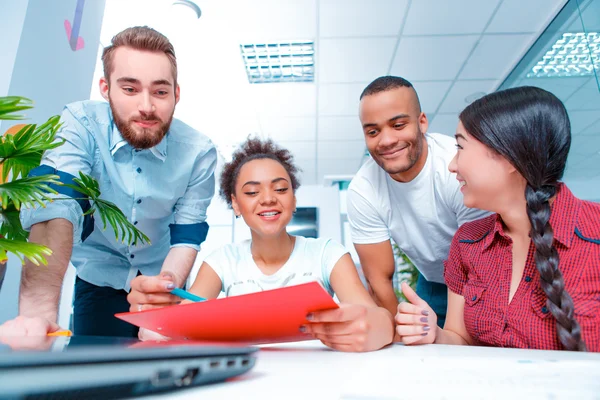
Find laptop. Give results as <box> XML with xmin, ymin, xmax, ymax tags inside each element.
<box><xmin>0</xmin><ymin>335</ymin><xmax>257</xmax><ymax>399</ymax></box>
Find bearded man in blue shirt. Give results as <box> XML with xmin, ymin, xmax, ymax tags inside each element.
<box><xmin>0</xmin><ymin>26</ymin><xmax>217</xmax><ymax>337</ymax></box>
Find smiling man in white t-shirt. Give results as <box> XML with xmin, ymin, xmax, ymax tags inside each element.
<box><xmin>347</xmin><ymin>76</ymin><xmax>488</xmax><ymax>327</ymax></box>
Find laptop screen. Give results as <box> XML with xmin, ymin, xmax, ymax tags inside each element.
<box><xmin>0</xmin><ymin>335</ymin><xmax>257</xmax><ymax>399</ymax></box>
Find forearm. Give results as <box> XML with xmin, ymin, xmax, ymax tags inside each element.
<box><xmin>19</xmin><ymin>219</ymin><xmax>73</xmax><ymax>322</ymax></box>
<box><xmin>160</xmin><ymin>247</ymin><xmax>198</xmax><ymax>288</ymax></box>
<box><xmin>366</xmin><ymin>306</ymin><xmax>395</xmax><ymax>350</ymax></box>
<box><xmin>366</xmin><ymin>276</ymin><xmax>399</xmax><ymax>317</ymax></box>
<box><xmin>434</xmin><ymin>326</ymin><xmax>470</xmax><ymax>345</ymax></box>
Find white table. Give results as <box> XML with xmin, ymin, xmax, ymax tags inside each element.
<box><xmin>148</xmin><ymin>340</ymin><xmax>600</xmax><ymax>399</ymax></box>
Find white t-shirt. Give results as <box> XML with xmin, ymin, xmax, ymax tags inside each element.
<box><xmin>347</xmin><ymin>133</ymin><xmax>489</xmax><ymax>284</ymax></box>
<box><xmin>203</xmin><ymin>236</ymin><xmax>349</xmax><ymax>297</ymax></box>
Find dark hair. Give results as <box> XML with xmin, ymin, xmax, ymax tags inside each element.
<box><xmin>460</xmin><ymin>86</ymin><xmax>585</xmax><ymax>351</ymax></box>
<box><xmin>360</xmin><ymin>76</ymin><xmax>421</xmax><ymax>112</ymax></box>
<box><xmin>219</xmin><ymin>137</ymin><xmax>301</xmax><ymax>208</ymax></box>
<box><xmin>102</xmin><ymin>26</ymin><xmax>177</xmax><ymax>86</ymax></box>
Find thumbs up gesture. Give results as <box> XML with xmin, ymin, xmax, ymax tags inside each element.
<box><xmin>395</xmin><ymin>282</ymin><xmax>437</xmax><ymax>345</ymax></box>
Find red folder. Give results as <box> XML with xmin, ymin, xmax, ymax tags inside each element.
<box><xmin>115</xmin><ymin>282</ymin><xmax>339</xmax><ymax>344</ymax></box>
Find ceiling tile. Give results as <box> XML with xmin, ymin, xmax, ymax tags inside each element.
<box><xmin>250</xmin><ymin>83</ymin><xmax>316</xmax><ymax>117</ymax></box>
<box><xmin>317</xmin><ymin>157</ymin><xmax>363</xmax><ymax>178</ymax></box>
<box><xmin>569</xmin><ymin>111</ymin><xmax>600</xmax><ymax>135</ymax></box>
<box><xmin>486</xmin><ymin>0</ymin><xmax>566</xmax><ymax>33</ymax></box>
<box><xmin>411</xmin><ymin>81</ymin><xmax>453</xmax><ymax>114</ymax></box>
<box><xmin>319</xmin><ymin>0</ymin><xmax>409</xmax><ymax>37</ymax></box>
<box><xmin>459</xmin><ymin>34</ymin><xmax>535</xmax><ymax>80</ymax></box>
<box><xmin>258</xmin><ymin>116</ymin><xmax>317</xmax><ymax>141</ymax></box>
<box><xmin>227</xmin><ymin>0</ymin><xmax>317</xmax><ymax>41</ymax></box>
<box><xmin>390</xmin><ymin>36</ymin><xmax>479</xmax><ymax>80</ymax></box>
<box><xmin>277</xmin><ymin>140</ymin><xmax>317</xmax><ymax>159</ymax></box>
<box><xmin>296</xmin><ymin>158</ymin><xmax>317</xmax><ymax>185</ymax></box>
<box><xmin>570</xmin><ymin>134</ymin><xmax>600</xmax><ymax>157</ymax></box>
<box><xmin>567</xmin><ymin>0</ymin><xmax>600</xmax><ymax>31</ymax></box>
<box><xmin>318</xmin><ymin>83</ymin><xmax>367</xmax><ymax>116</ymax></box>
<box><xmin>438</xmin><ymin>80</ymin><xmax>498</xmax><ymax>113</ymax></box>
<box><xmin>318</xmin><ymin>116</ymin><xmax>363</xmax><ymax>141</ymax></box>
<box><xmin>582</xmin><ymin>119</ymin><xmax>600</xmax><ymax>136</ymax></box>
<box><xmin>565</xmin><ymin>78</ymin><xmax>600</xmax><ymax>111</ymax></box>
<box><xmin>428</xmin><ymin>113</ymin><xmax>459</xmax><ymax>136</ymax></box>
<box><xmin>318</xmin><ymin>140</ymin><xmax>366</xmax><ymax>159</ymax></box>
<box><xmin>518</xmin><ymin>77</ymin><xmax>590</xmax><ymax>103</ymax></box>
<box><xmin>319</xmin><ymin>38</ymin><xmax>396</xmax><ymax>83</ymax></box>
<box><xmin>402</xmin><ymin>0</ymin><xmax>500</xmax><ymax>35</ymax></box>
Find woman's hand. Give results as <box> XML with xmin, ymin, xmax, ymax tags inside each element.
<box><xmin>138</xmin><ymin>327</ymin><xmax>170</xmax><ymax>342</ymax></box>
<box><xmin>302</xmin><ymin>303</ymin><xmax>394</xmax><ymax>352</ymax></box>
<box><xmin>395</xmin><ymin>282</ymin><xmax>437</xmax><ymax>345</ymax></box>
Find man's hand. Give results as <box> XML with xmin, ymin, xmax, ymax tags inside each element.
<box><xmin>0</xmin><ymin>316</ymin><xmax>61</xmax><ymax>337</ymax></box>
<box><xmin>395</xmin><ymin>282</ymin><xmax>437</xmax><ymax>345</ymax></box>
<box><xmin>127</xmin><ymin>271</ymin><xmax>180</xmax><ymax>312</ymax></box>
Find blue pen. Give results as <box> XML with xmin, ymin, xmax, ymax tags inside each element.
<box><xmin>171</xmin><ymin>287</ymin><xmax>206</xmax><ymax>302</ymax></box>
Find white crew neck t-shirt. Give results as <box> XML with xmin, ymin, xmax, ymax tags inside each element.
<box><xmin>203</xmin><ymin>236</ymin><xmax>349</xmax><ymax>297</ymax></box>
<box><xmin>347</xmin><ymin>133</ymin><xmax>489</xmax><ymax>284</ymax></box>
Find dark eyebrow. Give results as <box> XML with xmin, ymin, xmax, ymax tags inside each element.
<box><xmin>115</xmin><ymin>77</ymin><xmax>172</xmax><ymax>86</ymax></box>
<box><xmin>362</xmin><ymin>114</ymin><xmax>410</xmax><ymax>129</ymax></box>
<box><xmin>152</xmin><ymin>79</ymin><xmax>172</xmax><ymax>86</ymax></box>
<box><xmin>242</xmin><ymin>177</ymin><xmax>289</xmax><ymax>188</ymax></box>
<box><xmin>116</xmin><ymin>77</ymin><xmax>140</xmax><ymax>84</ymax></box>
<box><xmin>455</xmin><ymin>133</ymin><xmax>467</xmax><ymax>141</ymax></box>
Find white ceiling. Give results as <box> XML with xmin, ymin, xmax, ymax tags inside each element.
<box><xmin>90</xmin><ymin>0</ymin><xmax>598</xmax><ymax>186</ymax></box>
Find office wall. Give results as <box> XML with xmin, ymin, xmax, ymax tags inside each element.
<box><xmin>0</xmin><ymin>0</ymin><xmax>106</xmax><ymax>324</ymax></box>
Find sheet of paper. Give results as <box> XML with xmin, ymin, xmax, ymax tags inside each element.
<box><xmin>115</xmin><ymin>282</ymin><xmax>338</xmax><ymax>344</ymax></box>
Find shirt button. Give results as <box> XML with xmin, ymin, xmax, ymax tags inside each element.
<box><xmin>541</xmin><ymin>306</ymin><xmax>549</xmax><ymax>314</ymax></box>
<box><xmin>524</xmin><ymin>276</ymin><xmax>532</xmax><ymax>282</ymax></box>
<box><xmin>471</xmin><ymin>295</ymin><xmax>477</xmax><ymax>301</ymax></box>
<box><xmin>134</xmin><ymin>221</ymin><xmax>138</xmax><ymax>225</ymax></box>
<box><xmin>136</xmin><ymin>167</ymin><xmax>142</xmax><ymax>173</ymax></box>
<box><xmin>137</xmin><ymin>199</ymin><xmax>142</xmax><ymax>204</ymax></box>
<box><xmin>130</xmin><ymin>254</ymin><xmax>135</xmax><ymax>259</ymax></box>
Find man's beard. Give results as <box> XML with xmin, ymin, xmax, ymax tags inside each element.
<box><xmin>375</xmin><ymin>127</ymin><xmax>424</xmax><ymax>175</ymax></box>
<box><xmin>109</xmin><ymin>100</ymin><xmax>173</xmax><ymax>150</ymax></box>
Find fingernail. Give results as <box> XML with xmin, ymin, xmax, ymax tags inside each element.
<box><xmin>166</xmin><ymin>283</ymin><xmax>175</xmax><ymax>290</ymax></box>
<box><xmin>299</xmin><ymin>325</ymin><xmax>306</xmax><ymax>333</ymax></box>
<box><xmin>421</xmin><ymin>332</ymin><xmax>428</xmax><ymax>336</ymax></box>
<box><xmin>420</xmin><ymin>316</ymin><xmax>428</xmax><ymax>323</ymax></box>
<box><xmin>421</xmin><ymin>310</ymin><xmax>429</xmax><ymax>316</ymax></box>
<box><xmin>423</xmin><ymin>325</ymin><xmax>430</xmax><ymax>331</ymax></box>
<box><xmin>306</xmin><ymin>313</ymin><xmax>314</xmax><ymax>321</ymax></box>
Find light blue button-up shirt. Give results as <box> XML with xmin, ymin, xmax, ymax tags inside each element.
<box><xmin>20</xmin><ymin>100</ymin><xmax>217</xmax><ymax>291</ymax></box>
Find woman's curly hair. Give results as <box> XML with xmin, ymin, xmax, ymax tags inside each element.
<box><xmin>219</xmin><ymin>137</ymin><xmax>301</xmax><ymax>208</ymax></box>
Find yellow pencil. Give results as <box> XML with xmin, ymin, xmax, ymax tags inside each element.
<box><xmin>47</xmin><ymin>330</ymin><xmax>73</xmax><ymax>337</ymax></box>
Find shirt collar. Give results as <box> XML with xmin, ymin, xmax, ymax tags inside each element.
<box><xmin>482</xmin><ymin>183</ymin><xmax>578</xmax><ymax>250</ymax></box>
<box><xmin>109</xmin><ymin>122</ymin><xmax>168</xmax><ymax>162</ymax></box>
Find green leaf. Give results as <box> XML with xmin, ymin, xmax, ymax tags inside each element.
<box><xmin>0</xmin><ymin>237</ymin><xmax>52</xmax><ymax>265</ymax></box>
<box><xmin>0</xmin><ymin>174</ymin><xmax>60</xmax><ymax>210</ymax></box>
<box><xmin>0</xmin><ymin>203</ymin><xmax>29</xmax><ymax>242</ymax></box>
<box><xmin>63</xmin><ymin>172</ymin><xmax>150</xmax><ymax>246</ymax></box>
<box><xmin>0</xmin><ymin>96</ymin><xmax>34</xmax><ymax>120</ymax></box>
<box><xmin>0</xmin><ymin>116</ymin><xmax>64</xmax><ymax>181</ymax></box>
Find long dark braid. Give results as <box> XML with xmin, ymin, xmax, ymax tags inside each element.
<box><xmin>525</xmin><ymin>184</ymin><xmax>586</xmax><ymax>351</ymax></box>
<box><xmin>460</xmin><ymin>86</ymin><xmax>586</xmax><ymax>351</ymax></box>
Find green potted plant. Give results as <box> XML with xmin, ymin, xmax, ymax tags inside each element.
<box><xmin>0</xmin><ymin>96</ymin><xmax>150</xmax><ymax>290</ymax></box>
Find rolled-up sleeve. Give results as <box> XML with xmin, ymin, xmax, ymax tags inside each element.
<box><xmin>170</xmin><ymin>146</ymin><xmax>217</xmax><ymax>250</ymax></box>
<box><xmin>19</xmin><ymin>107</ymin><xmax>95</xmax><ymax>244</ymax></box>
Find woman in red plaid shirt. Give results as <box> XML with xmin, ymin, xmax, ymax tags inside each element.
<box><xmin>395</xmin><ymin>86</ymin><xmax>599</xmax><ymax>351</ymax></box>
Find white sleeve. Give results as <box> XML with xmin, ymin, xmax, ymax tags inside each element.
<box><xmin>202</xmin><ymin>247</ymin><xmax>227</xmax><ymax>292</ymax></box>
<box><xmin>446</xmin><ymin>172</ymin><xmax>490</xmax><ymax>226</ymax></box>
<box><xmin>320</xmin><ymin>239</ymin><xmax>350</xmax><ymax>293</ymax></box>
<box><xmin>346</xmin><ymin>187</ymin><xmax>390</xmax><ymax>244</ymax></box>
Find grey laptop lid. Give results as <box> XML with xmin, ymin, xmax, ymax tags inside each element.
<box><xmin>0</xmin><ymin>336</ymin><xmax>257</xmax><ymax>399</ymax></box>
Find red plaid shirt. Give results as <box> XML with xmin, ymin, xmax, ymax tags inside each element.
<box><xmin>444</xmin><ymin>184</ymin><xmax>600</xmax><ymax>351</ymax></box>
